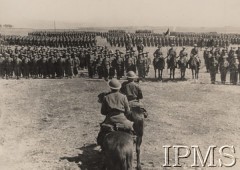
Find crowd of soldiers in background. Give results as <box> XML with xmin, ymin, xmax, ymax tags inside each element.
<box><xmin>1</xmin><ymin>30</ymin><xmax>240</xmax><ymax>85</ymax></box>
<box><xmin>1</xmin><ymin>31</ymin><xmax>97</xmax><ymax>48</ymax></box>
<box><xmin>102</xmin><ymin>33</ymin><xmax>233</xmax><ymax>48</ymax></box>
<box><xmin>101</xmin><ymin>30</ymin><xmax>240</xmax><ymax>49</ymax></box>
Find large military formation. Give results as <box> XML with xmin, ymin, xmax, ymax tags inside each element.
<box><xmin>101</xmin><ymin>30</ymin><xmax>240</xmax><ymax>48</ymax></box>
<box><xmin>2</xmin><ymin>31</ymin><xmax>97</xmax><ymax>47</ymax></box>
<box><xmin>0</xmin><ymin>30</ymin><xmax>240</xmax><ymax>85</ymax></box>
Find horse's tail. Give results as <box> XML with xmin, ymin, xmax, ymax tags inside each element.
<box><xmin>103</xmin><ymin>132</ymin><xmax>133</xmax><ymax>170</ymax></box>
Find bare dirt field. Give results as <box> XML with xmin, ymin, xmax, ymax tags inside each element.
<box><xmin>0</xmin><ymin>37</ymin><xmax>240</xmax><ymax>170</ymax></box>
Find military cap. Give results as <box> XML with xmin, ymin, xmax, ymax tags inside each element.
<box><xmin>108</xmin><ymin>78</ymin><xmax>121</xmax><ymax>90</ymax></box>
<box><xmin>126</xmin><ymin>71</ymin><xmax>138</xmax><ymax>79</ymax></box>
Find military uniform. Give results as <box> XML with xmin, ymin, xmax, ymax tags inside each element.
<box><xmin>0</xmin><ymin>55</ymin><xmax>4</xmax><ymax>78</ymax></box>
<box><xmin>229</xmin><ymin>56</ymin><xmax>239</xmax><ymax>85</ymax></box>
<box><xmin>32</xmin><ymin>55</ymin><xmax>38</xmax><ymax>78</ymax></box>
<box><xmin>120</xmin><ymin>81</ymin><xmax>143</xmax><ymax>102</ymax></box>
<box><xmin>57</xmin><ymin>56</ymin><xmax>65</xmax><ymax>78</ymax></box>
<box><xmin>73</xmin><ymin>56</ymin><xmax>80</xmax><ymax>76</ymax></box>
<box><xmin>109</xmin><ymin>54</ymin><xmax>116</xmax><ymax>79</ymax></box>
<box><xmin>103</xmin><ymin>55</ymin><xmax>110</xmax><ymax>80</ymax></box>
<box><xmin>136</xmin><ymin>53</ymin><xmax>146</xmax><ymax>79</ymax></box>
<box><xmin>48</xmin><ymin>55</ymin><xmax>56</xmax><ymax>78</ymax></box>
<box><xmin>96</xmin><ymin>55</ymin><xmax>103</xmax><ymax>79</ymax></box>
<box><xmin>219</xmin><ymin>55</ymin><xmax>229</xmax><ymax>84</ymax></box>
<box><xmin>22</xmin><ymin>56</ymin><xmax>30</xmax><ymax>78</ymax></box>
<box><xmin>97</xmin><ymin>89</ymin><xmax>133</xmax><ymax>147</ymax></box>
<box><xmin>3</xmin><ymin>54</ymin><xmax>13</xmax><ymax>79</ymax></box>
<box><xmin>178</xmin><ymin>48</ymin><xmax>188</xmax><ymax>79</ymax></box>
<box><xmin>87</xmin><ymin>53</ymin><xmax>96</xmax><ymax>78</ymax></box>
<box><xmin>13</xmin><ymin>55</ymin><xmax>22</xmax><ymax>79</ymax></box>
<box><xmin>65</xmin><ymin>55</ymin><xmax>74</xmax><ymax>78</ymax></box>
<box><xmin>209</xmin><ymin>54</ymin><xmax>218</xmax><ymax>84</ymax></box>
<box><xmin>203</xmin><ymin>49</ymin><xmax>210</xmax><ymax>72</ymax></box>
<box><xmin>114</xmin><ymin>55</ymin><xmax>124</xmax><ymax>80</ymax></box>
<box><xmin>144</xmin><ymin>53</ymin><xmax>151</xmax><ymax>76</ymax></box>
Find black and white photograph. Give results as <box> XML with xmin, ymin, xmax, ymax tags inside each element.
<box><xmin>0</xmin><ymin>0</ymin><xmax>240</xmax><ymax>169</ymax></box>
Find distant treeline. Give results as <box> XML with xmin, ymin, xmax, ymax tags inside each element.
<box><xmin>0</xmin><ymin>24</ymin><xmax>14</xmax><ymax>28</ymax></box>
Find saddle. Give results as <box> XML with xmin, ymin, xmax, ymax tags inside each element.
<box><xmin>129</xmin><ymin>100</ymin><xmax>148</xmax><ymax>118</ymax></box>
<box><xmin>97</xmin><ymin>122</ymin><xmax>135</xmax><ymax>147</ymax></box>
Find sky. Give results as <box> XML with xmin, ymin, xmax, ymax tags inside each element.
<box><xmin>0</xmin><ymin>0</ymin><xmax>239</xmax><ymax>29</ymax></box>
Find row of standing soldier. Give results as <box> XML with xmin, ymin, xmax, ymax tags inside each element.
<box><xmin>0</xmin><ymin>45</ymin><xmax>151</xmax><ymax>80</ymax></box>
<box><xmin>204</xmin><ymin>47</ymin><xmax>240</xmax><ymax>84</ymax></box>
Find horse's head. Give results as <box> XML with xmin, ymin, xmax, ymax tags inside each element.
<box><xmin>97</xmin><ymin>92</ymin><xmax>108</xmax><ymax>103</ymax></box>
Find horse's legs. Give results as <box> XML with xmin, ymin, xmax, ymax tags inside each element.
<box><xmin>136</xmin><ymin>136</ymin><xmax>142</xmax><ymax>170</ymax></box>
<box><xmin>195</xmin><ymin>69</ymin><xmax>197</xmax><ymax>80</ymax></box>
<box><xmin>160</xmin><ymin>69</ymin><xmax>163</xmax><ymax>80</ymax></box>
<box><xmin>158</xmin><ymin>69</ymin><xmax>160</xmax><ymax>80</ymax></box>
<box><xmin>191</xmin><ymin>69</ymin><xmax>194</xmax><ymax>79</ymax></box>
<box><xmin>154</xmin><ymin>69</ymin><xmax>156</xmax><ymax>78</ymax></box>
<box><xmin>196</xmin><ymin>69</ymin><xmax>199</xmax><ymax>79</ymax></box>
<box><xmin>173</xmin><ymin>68</ymin><xmax>175</xmax><ymax>80</ymax></box>
<box><xmin>183</xmin><ymin>68</ymin><xmax>186</xmax><ymax>79</ymax></box>
<box><xmin>170</xmin><ymin>69</ymin><xmax>172</xmax><ymax>79</ymax></box>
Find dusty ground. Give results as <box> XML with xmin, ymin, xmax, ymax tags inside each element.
<box><xmin>0</xmin><ymin>37</ymin><xmax>240</xmax><ymax>170</ymax></box>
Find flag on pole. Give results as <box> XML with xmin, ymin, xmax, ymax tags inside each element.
<box><xmin>164</xmin><ymin>28</ymin><xmax>170</xmax><ymax>36</ymax></box>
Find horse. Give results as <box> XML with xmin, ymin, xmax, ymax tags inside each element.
<box><xmin>188</xmin><ymin>55</ymin><xmax>201</xmax><ymax>81</ymax></box>
<box><xmin>98</xmin><ymin>92</ymin><xmax>147</xmax><ymax>170</ymax></box>
<box><xmin>178</xmin><ymin>56</ymin><xmax>188</xmax><ymax>80</ymax></box>
<box><xmin>168</xmin><ymin>55</ymin><xmax>177</xmax><ymax>80</ymax></box>
<box><xmin>153</xmin><ymin>57</ymin><xmax>165</xmax><ymax>80</ymax></box>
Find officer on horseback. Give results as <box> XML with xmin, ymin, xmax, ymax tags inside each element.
<box><xmin>97</xmin><ymin>78</ymin><xmax>134</xmax><ymax>149</ymax></box>
<box><xmin>120</xmin><ymin>71</ymin><xmax>147</xmax><ymax>117</ymax></box>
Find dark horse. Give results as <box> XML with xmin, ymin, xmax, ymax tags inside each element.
<box><xmin>167</xmin><ymin>53</ymin><xmax>177</xmax><ymax>80</ymax></box>
<box><xmin>153</xmin><ymin>57</ymin><xmax>165</xmax><ymax>80</ymax></box>
<box><xmin>98</xmin><ymin>93</ymin><xmax>147</xmax><ymax>170</ymax></box>
<box><xmin>188</xmin><ymin>55</ymin><xmax>201</xmax><ymax>81</ymax></box>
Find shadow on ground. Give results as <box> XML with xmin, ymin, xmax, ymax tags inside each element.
<box><xmin>60</xmin><ymin>143</ymin><xmax>103</xmax><ymax>170</ymax></box>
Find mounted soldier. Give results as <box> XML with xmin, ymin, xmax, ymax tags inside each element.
<box><xmin>167</xmin><ymin>44</ymin><xmax>177</xmax><ymax>79</ymax></box>
<box><xmin>97</xmin><ymin>79</ymin><xmax>134</xmax><ymax>149</ymax></box>
<box><xmin>188</xmin><ymin>44</ymin><xmax>201</xmax><ymax>81</ymax></box>
<box><xmin>178</xmin><ymin>46</ymin><xmax>188</xmax><ymax>80</ymax></box>
<box><xmin>153</xmin><ymin>45</ymin><xmax>165</xmax><ymax>80</ymax></box>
